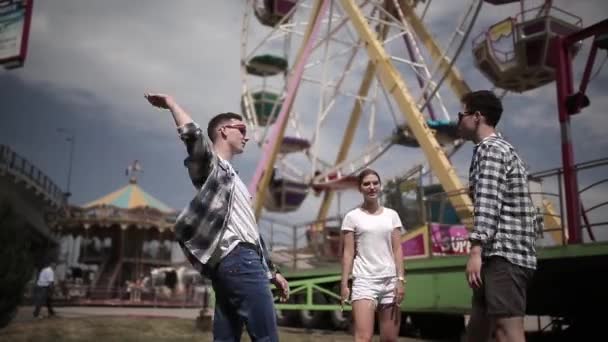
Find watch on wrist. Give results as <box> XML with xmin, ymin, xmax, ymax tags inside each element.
<box><xmin>397</xmin><ymin>275</ymin><xmax>406</xmax><ymax>284</ymax></box>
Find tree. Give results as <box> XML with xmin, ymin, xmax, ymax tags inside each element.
<box><xmin>0</xmin><ymin>202</ymin><xmax>35</xmax><ymax>329</ymax></box>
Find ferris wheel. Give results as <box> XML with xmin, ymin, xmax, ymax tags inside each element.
<box><xmin>240</xmin><ymin>0</ymin><xmax>484</xmax><ymax>224</ymax></box>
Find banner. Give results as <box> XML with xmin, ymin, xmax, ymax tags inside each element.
<box><xmin>0</xmin><ymin>0</ymin><xmax>33</xmax><ymax>69</ymax></box>
<box><xmin>430</xmin><ymin>223</ymin><xmax>470</xmax><ymax>255</ymax></box>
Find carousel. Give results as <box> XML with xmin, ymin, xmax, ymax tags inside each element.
<box><xmin>51</xmin><ymin>165</ymin><xmax>204</xmax><ymax>305</ymax></box>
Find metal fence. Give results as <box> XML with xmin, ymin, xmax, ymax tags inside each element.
<box><xmin>0</xmin><ymin>144</ymin><xmax>65</xmax><ymax>208</ymax></box>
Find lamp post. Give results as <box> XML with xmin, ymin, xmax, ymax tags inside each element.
<box><xmin>57</xmin><ymin>128</ymin><xmax>75</xmax><ymax>200</ymax></box>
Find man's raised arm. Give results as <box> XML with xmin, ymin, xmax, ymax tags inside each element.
<box><xmin>144</xmin><ymin>92</ymin><xmax>213</xmax><ymax>189</ymax></box>
<box><xmin>144</xmin><ymin>93</ymin><xmax>193</xmax><ymax>127</ymax></box>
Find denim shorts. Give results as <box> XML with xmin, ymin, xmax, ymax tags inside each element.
<box><xmin>351</xmin><ymin>276</ymin><xmax>396</xmax><ymax>306</ymax></box>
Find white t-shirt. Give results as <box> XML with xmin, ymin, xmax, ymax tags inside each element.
<box><xmin>341</xmin><ymin>207</ymin><xmax>403</xmax><ymax>279</ymax></box>
<box><xmin>218</xmin><ymin>159</ymin><xmax>260</xmax><ymax>259</ymax></box>
<box><xmin>37</xmin><ymin>266</ymin><xmax>55</xmax><ymax>287</ymax></box>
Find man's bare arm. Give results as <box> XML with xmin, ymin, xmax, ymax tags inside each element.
<box><xmin>144</xmin><ymin>93</ymin><xmax>193</xmax><ymax>127</ymax></box>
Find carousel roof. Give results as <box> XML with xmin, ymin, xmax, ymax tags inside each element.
<box><xmin>83</xmin><ymin>179</ymin><xmax>173</xmax><ymax>213</ymax></box>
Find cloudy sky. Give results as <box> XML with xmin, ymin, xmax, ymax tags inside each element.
<box><xmin>2</xmin><ymin>0</ymin><xmax>607</xmax><ymax>244</ymax></box>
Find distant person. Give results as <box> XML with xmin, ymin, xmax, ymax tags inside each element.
<box><xmin>340</xmin><ymin>169</ymin><xmax>406</xmax><ymax>342</ymax></box>
<box><xmin>145</xmin><ymin>93</ymin><xmax>289</xmax><ymax>342</ymax></box>
<box><xmin>458</xmin><ymin>90</ymin><xmax>542</xmax><ymax>342</ymax></box>
<box><xmin>33</xmin><ymin>261</ymin><xmax>57</xmax><ymax>319</ymax></box>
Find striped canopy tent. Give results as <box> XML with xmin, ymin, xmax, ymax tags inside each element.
<box><xmin>56</xmin><ymin>178</ymin><xmax>176</xmax><ymax>232</ymax></box>
<box><xmin>83</xmin><ymin>179</ymin><xmax>173</xmax><ymax>213</ymax></box>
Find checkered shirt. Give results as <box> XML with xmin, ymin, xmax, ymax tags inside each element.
<box><xmin>174</xmin><ymin>122</ymin><xmax>277</xmax><ymax>277</ymax></box>
<box><xmin>468</xmin><ymin>134</ymin><xmax>542</xmax><ymax>270</ymax></box>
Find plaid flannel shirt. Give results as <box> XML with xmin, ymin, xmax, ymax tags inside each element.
<box><xmin>174</xmin><ymin>122</ymin><xmax>278</xmax><ymax>278</ymax></box>
<box><xmin>468</xmin><ymin>134</ymin><xmax>542</xmax><ymax>270</ymax></box>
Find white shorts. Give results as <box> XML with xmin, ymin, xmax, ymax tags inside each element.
<box><xmin>351</xmin><ymin>276</ymin><xmax>396</xmax><ymax>306</ymax></box>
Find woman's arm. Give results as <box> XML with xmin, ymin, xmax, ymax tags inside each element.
<box><xmin>392</xmin><ymin>225</ymin><xmax>406</xmax><ymax>305</ymax></box>
<box><xmin>341</xmin><ymin>231</ymin><xmax>355</xmax><ymax>285</ymax></box>
<box><xmin>391</xmin><ymin>228</ymin><xmax>404</xmax><ymax>280</ymax></box>
<box><xmin>340</xmin><ymin>231</ymin><xmax>355</xmax><ymax>305</ymax></box>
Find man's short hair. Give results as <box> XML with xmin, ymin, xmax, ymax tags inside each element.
<box><xmin>461</xmin><ymin>90</ymin><xmax>503</xmax><ymax>127</ymax></box>
<box><xmin>207</xmin><ymin>112</ymin><xmax>243</xmax><ymax>142</ymax></box>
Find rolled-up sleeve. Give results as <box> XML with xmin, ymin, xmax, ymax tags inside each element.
<box><xmin>469</xmin><ymin>145</ymin><xmax>507</xmax><ymax>244</ymax></box>
<box><xmin>177</xmin><ymin>122</ymin><xmax>214</xmax><ymax>189</ymax></box>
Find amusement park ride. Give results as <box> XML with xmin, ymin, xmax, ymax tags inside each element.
<box><xmin>4</xmin><ymin>0</ymin><xmax>605</xmax><ymax>338</ymax></box>
<box><xmin>241</xmin><ymin>0</ymin><xmax>608</xmax><ymax>338</ymax></box>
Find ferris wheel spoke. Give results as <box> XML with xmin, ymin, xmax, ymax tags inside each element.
<box><xmin>388</xmin><ymin>56</ymin><xmax>426</xmax><ymax>69</ymax></box>
<box><xmin>309</xmin><ymin>15</ymin><xmax>353</xmax><ymax>50</ymax></box>
<box><xmin>303</xmin><ymin>45</ymin><xmax>361</xmax><ymax>70</ymax></box>
<box><xmin>409</xmin><ymin>0</ymin><xmax>481</xmax><ymax>105</ymax></box>
<box><xmin>385</xmin><ymin>0</ymin><xmax>451</xmax><ymax>121</ymax></box>
<box><xmin>419</xmin><ymin>0</ymin><xmax>433</xmax><ymax>20</ymax></box>
<box><xmin>312</xmin><ymin>136</ymin><xmax>394</xmax><ymax>186</ymax></box>
<box><xmin>374</xmin><ymin>72</ymin><xmax>401</xmax><ymax>128</ymax></box>
<box><xmin>368</xmin><ymin>75</ymin><xmax>381</xmax><ymax>141</ymax></box>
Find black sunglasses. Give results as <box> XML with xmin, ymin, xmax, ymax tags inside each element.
<box><xmin>457</xmin><ymin>111</ymin><xmax>476</xmax><ymax>121</ymax></box>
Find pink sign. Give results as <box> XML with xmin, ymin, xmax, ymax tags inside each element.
<box><xmin>430</xmin><ymin>223</ymin><xmax>470</xmax><ymax>255</ymax></box>
<box><xmin>401</xmin><ymin>233</ymin><xmax>426</xmax><ymax>258</ymax></box>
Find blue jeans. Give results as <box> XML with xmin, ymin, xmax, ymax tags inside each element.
<box><xmin>210</xmin><ymin>244</ymin><xmax>278</xmax><ymax>342</ymax></box>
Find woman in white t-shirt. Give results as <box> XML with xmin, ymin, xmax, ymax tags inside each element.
<box><xmin>340</xmin><ymin>168</ymin><xmax>405</xmax><ymax>341</ymax></box>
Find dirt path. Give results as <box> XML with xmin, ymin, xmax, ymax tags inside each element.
<box><xmin>10</xmin><ymin>306</ymin><xmax>429</xmax><ymax>341</ymax></box>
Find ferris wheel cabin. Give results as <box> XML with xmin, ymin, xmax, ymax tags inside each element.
<box><xmin>241</xmin><ymin>90</ymin><xmax>283</xmax><ymax>126</ymax></box>
<box><xmin>473</xmin><ymin>4</ymin><xmax>582</xmax><ymax>92</ymax></box>
<box><xmin>264</xmin><ymin>177</ymin><xmax>308</xmax><ymax>213</ymax></box>
<box><xmin>253</xmin><ymin>0</ymin><xmax>297</xmax><ymax>27</ymax></box>
<box><xmin>280</xmin><ymin>136</ymin><xmax>311</xmax><ymax>154</ymax></box>
<box><xmin>394</xmin><ymin>120</ymin><xmax>461</xmax><ymax>148</ymax></box>
<box><xmin>260</xmin><ymin>137</ymin><xmax>311</xmax><ymax>212</ymax></box>
<box><xmin>245</xmin><ymin>54</ymin><xmax>288</xmax><ymax>77</ymax></box>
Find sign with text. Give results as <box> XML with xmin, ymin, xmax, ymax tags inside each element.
<box><xmin>0</xmin><ymin>0</ymin><xmax>33</xmax><ymax>69</ymax></box>
<box><xmin>430</xmin><ymin>223</ymin><xmax>470</xmax><ymax>255</ymax></box>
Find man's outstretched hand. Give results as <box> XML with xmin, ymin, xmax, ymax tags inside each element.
<box><xmin>144</xmin><ymin>93</ymin><xmax>173</xmax><ymax>109</ymax></box>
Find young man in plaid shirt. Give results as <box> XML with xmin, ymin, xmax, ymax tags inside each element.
<box><xmin>145</xmin><ymin>93</ymin><xmax>289</xmax><ymax>342</ymax></box>
<box><xmin>458</xmin><ymin>90</ymin><xmax>541</xmax><ymax>342</ymax></box>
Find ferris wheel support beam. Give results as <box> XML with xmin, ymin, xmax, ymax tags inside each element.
<box><xmin>316</xmin><ymin>61</ymin><xmax>377</xmax><ymax>221</ymax></box>
<box><xmin>249</xmin><ymin>0</ymin><xmax>329</xmax><ymax>220</ymax></box>
<box><xmin>316</xmin><ymin>17</ymin><xmax>391</xmax><ymax>222</ymax></box>
<box><xmin>339</xmin><ymin>0</ymin><xmax>474</xmax><ymax>226</ymax></box>
<box><xmin>397</xmin><ymin>0</ymin><xmax>472</xmax><ymax>99</ymax></box>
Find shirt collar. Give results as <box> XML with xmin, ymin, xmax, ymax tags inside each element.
<box><xmin>475</xmin><ymin>132</ymin><xmax>498</xmax><ymax>147</ymax></box>
<box><xmin>218</xmin><ymin>156</ymin><xmax>239</xmax><ymax>174</ymax></box>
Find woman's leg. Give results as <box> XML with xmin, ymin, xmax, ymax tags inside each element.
<box><xmin>378</xmin><ymin>303</ymin><xmax>400</xmax><ymax>342</ymax></box>
<box><xmin>377</xmin><ymin>277</ymin><xmax>400</xmax><ymax>342</ymax></box>
<box><xmin>352</xmin><ymin>299</ymin><xmax>376</xmax><ymax>342</ymax></box>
